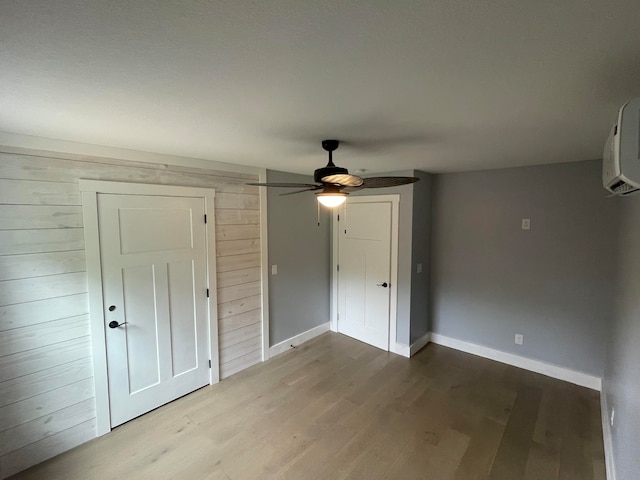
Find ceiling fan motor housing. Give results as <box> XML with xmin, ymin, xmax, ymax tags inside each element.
<box><xmin>314</xmin><ymin>165</ymin><xmax>349</xmax><ymax>183</ymax></box>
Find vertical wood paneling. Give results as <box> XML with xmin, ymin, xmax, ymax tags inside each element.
<box><xmin>0</xmin><ymin>148</ymin><xmax>262</xmax><ymax>479</ymax></box>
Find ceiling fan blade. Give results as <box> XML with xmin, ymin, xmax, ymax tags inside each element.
<box><xmin>279</xmin><ymin>185</ymin><xmax>323</xmax><ymax>196</ymax></box>
<box><xmin>246</xmin><ymin>182</ymin><xmax>320</xmax><ymax>188</ymax></box>
<box><xmin>359</xmin><ymin>176</ymin><xmax>419</xmax><ymax>188</ymax></box>
<box><xmin>320</xmin><ymin>174</ymin><xmax>364</xmax><ymax>187</ymax></box>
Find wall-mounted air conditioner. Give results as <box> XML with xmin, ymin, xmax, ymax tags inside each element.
<box><xmin>603</xmin><ymin>97</ymin><xmax>640</xmax><ymax>195</ymax></box>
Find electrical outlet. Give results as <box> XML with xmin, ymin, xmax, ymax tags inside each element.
<box><xmin>271</xmin><ymin>264</ymin><xmax>278</xmax><ymax>275</ymax></box>
<box><xmin>417</xmin><ymin>263</ymin><xmax>423</xmax><ymax>274</ymax></box>
<box><xmin>610</xmin><ymin>408</ymin><xmax>615</xmax><ymax>427</ymax></box>
<box><xmin>521</xmin><ymin>218</ymin><xmax>531</xmax><ymax>230</ymax></box>
<box><xmin>515</xmin><ymin>334</ymin><xmax>524</xmax><ymax>345</ymax></box>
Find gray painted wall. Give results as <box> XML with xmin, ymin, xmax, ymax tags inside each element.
<box><xmin>410</xmin><ymin>170</ymin><xmax>432</xmax><ymax>344</ymax></box>
<box><xmin>266</xmin><ymin>170</ymin><xmax>331</xmax><ymax>345</ymax></box>
<box><xmin>350</xmin><ymin>170</ymin><xmax>414</xmax><ymax>345</ymax></box>
<box><xmin>268</xmin><ymin>167</ymin><xmax>429</xmax><ymax>348</ymax></box>
<box><xmin>603</xmin><ymin>194</ymin><xmax>640</xmax><ymax>480</ymax></box>
<box><xmin>430</xmin><ymin>160</ymin><xmax>617</xmax><ymax>376</ymax></box>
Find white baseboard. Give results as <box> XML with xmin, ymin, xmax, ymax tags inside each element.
<box><xmin>410</xmin><ymin>332</ymin><xmax>431</xmax><ymax>356</ymax></box>
<box><xmin>390</xmin><ymin>343</ymin><xmax>410</xmax><ymax>357</ymax></box>
<box><xmin>269</xmin><ymin>322</ymin><xmax>330</xmax><ymax>358</ymax></box>
<box><xmin>390</xmin><ymin>332</ymin><xmax>431</xmax><ymax>358</ymax></box>
<box><xmin>600</xmin><ymin>386</ymin><xmax>616</xmax><ymax>480</ymax></box>
<box><xmin>429</xmin><ymin>333</ymin><xmax>602</xmax><ymax>391</ymax></box>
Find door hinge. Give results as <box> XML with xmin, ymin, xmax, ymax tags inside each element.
<box><xmin>337</xmin><ymin>214</ymin><xmax>340</xmax><ymax>221</ymax></box>
<box><xmin>337</xmin><ymin>264</ymin><xmax>340</xmax><ymax>272</ymax></box>
<box><xmin>208</xmin><ymin>359</ymin><xmax>211</xmax><ymax>368</ymax></box>
<box><xmin>206</xmin><ymin>288</ymin><xmax>210</xmax><ymax>298</ymax></box>
<box><xmin>204</xmin><ymin>214</ymin><xmax>208</xmax><ymax>224</ymax></box>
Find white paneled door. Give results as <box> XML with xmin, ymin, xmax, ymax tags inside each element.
<box><xmin>98</xmin><ymin>193</ymin><xmax>210</xmax><ymax>427</ymax></box>
<box><xmin>337</xmin><ymin>201</ymin><xmax>392</xmax><ymax>350</ymax></box>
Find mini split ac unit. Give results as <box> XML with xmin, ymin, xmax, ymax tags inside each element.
<box><xmin>603</xmin><ymin>98</ymin><xmax>640</xmax><ymax>195</ymax></box>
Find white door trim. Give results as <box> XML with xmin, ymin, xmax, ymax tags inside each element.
<box><xmin>257</xmin><ymin>169</ymin><xmax>271</xmax><ymax>361</ymax></box>
<box><xmin>79</xmin><ymin>179</ymin><xmax>218</xmax><ymax>436</ymax></box>
<box><xmin>330</xmin><ymin>194</ymin><xmax>400</xmax><ymax>351</ymax></box>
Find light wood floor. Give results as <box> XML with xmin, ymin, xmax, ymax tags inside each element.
<box><xmin>13</xmin><ymin>332</ymin><xmax>605</xmax><ymax>480</ymax></box>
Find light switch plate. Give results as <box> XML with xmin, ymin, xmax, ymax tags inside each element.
<box><xmin>417</xmin><ymin>263</ymin><xmax>423</xmax><ymax>274</ymax></box>
<box><xmin>271</xmin><ymin>265</ymin><xmax>278</xmax><ymax>275</ymax></box>
<box><xmin>521</xmin><ymin>218</ymin><xmax>531</xmax><ymax>230</ymax></box>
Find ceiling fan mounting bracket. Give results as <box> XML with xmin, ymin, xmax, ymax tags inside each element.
<box><xmin>321</xmin><ymin>139</ymin><xmax>340</xmax><ymax>152</ymax></box>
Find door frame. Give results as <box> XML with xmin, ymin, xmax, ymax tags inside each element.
<box><xmin>80</xmin><ymin>179</ymin><xmax>218</xmax><ymax>436</ymax></box>
<box><xmin>330</xmin><ymin>194</ymin><xmax>400</xmax><ymax>351</ymax></box>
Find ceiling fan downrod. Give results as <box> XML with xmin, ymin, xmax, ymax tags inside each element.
<box><xmin>322</xmin><ymin>139</ymin><xmax>339</xmax><ymax>166</ymax></box>
<box><xmin>314</xmin><ymin>139</ymin><xmax>348</xmax><ymax>183</ymax></box>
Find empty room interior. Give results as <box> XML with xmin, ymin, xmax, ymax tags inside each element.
<box><xmin>1</xmin><ymin>2</ymin><xmax>639</xmax><ymax>479</ymax></box>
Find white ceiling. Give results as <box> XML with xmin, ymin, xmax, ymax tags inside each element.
<box><xmin>1</xmin><ymin>1</ymin><xmax>640</xmax><ymax>174</ymax></box>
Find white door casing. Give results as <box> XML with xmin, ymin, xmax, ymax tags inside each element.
<box><xmin>332</xmin><ymin>195</ymin><xmax>400</xmax><ymax>351</ymax></box>
<box><xmin>80</xmin><ymin>180</ymin><xmax>218</xmax><ymax>435</ymax></box>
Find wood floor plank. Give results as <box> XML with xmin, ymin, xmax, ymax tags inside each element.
<box><xmin>523</xmin><ymin>441</ymin><xmax>560</xmax><ymax>480</ymax></box>
<box><xmin>487</xmin><ymin>385</ymin><xmax>543</xmax><ymax>480</ymax></box>
<box><xmin>454</xmin><ymin>417</ymin><xmax>505</xmax><ymax>480</ymax></box>
<box><xmin>12</xmin><ymin>334</ymin><xmax>605</xmax><ymax>480</ymax></box>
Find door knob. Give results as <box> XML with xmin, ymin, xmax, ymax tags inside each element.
<box><xmin>108</xmin><ymin>321</ymin><xmax>127</xmax><ymax>329</ymax></box>
<box><xmin>376</xmin><ymin>282</ymin><xmax>388</xmax><ymax>288</ymax></box>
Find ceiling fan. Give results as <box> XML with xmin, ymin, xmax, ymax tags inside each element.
<box><xmin>248</xmin><ymin>140</ymin><xmax>419</xmax><ymax>207</ymax></box>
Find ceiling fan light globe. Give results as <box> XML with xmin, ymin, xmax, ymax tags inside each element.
<box><xmin>316</xmin><ymin>192</ymin><xmax>348</xmax><ymax>207</ymax></box>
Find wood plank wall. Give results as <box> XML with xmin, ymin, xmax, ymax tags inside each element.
<box><xmin>0</xmin><ymin>149</ymin><xmax>263</xmax><ymax>478</ymax></box>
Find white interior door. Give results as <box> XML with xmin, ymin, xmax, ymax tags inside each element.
<box><xmin>337</xmin><ymin>200</ymin><xmax>392</xmax><ymax>350</ymax></box>
<box><xmin>98</xmin><ymin>193</ymin><xmax>211</xmax><ymax>427</ymax></box>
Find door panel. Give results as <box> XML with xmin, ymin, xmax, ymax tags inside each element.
<box><xmin>98</xmin><ymin>194</ymin><xmax>210</xmax><ymax>427</ymax></box>
<box><xmin>167</xmin><ymin>259</ymin><xmax>198</xmax><ymax>376</ymax></box>
<box><xmin>122</xmin><ymin>264</ymin><xmax>161</xmax><ymax>393</ymax></box>
<box><xmin>338</xmin><ymin>201</ymin><xmax>392</xmax><ymax>350</ymax></box>
<box><xmin>118</xmin><ymin>207</ymin><xmax>193</xmax><ymax>254</ymax></box>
